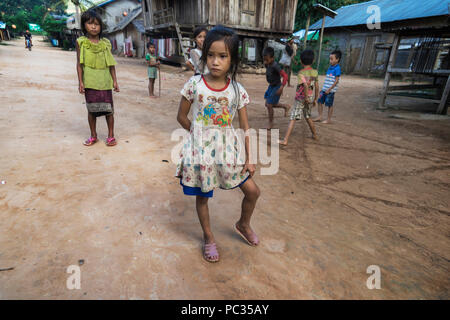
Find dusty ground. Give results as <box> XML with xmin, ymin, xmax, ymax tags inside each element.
<box><xmin>0</xmin><ymin>36</ymin><xmax>449</xmax><ymax>300</ymax></box>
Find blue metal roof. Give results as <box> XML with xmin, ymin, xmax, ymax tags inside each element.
<box><xmin>309</xmin><ymin>0</ymin><xmax>450</xmax><ymax>30</ymax></box>
<box><xmin>132</xmin><ymin>19</ymin><xmax>145</xmax><ymax>33</ymax></box>
<box><xmin>96</xmin><ymin>0</ymin><xmax>141</xmax><ymax>8</ymax></box>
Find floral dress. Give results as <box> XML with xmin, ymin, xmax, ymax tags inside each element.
<box><xmin>176</xmin><ymin>75</ymin><xmax>251</xmax><ymax>193</ymax></box>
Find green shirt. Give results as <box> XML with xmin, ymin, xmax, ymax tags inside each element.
<box><xmin>298</xmin><ymin>67</ymin><xmax>318</xmax><ymax>81</ymax></box>
<box><xmin>146</xmin><ymin>53</ymin><xmax>157</xmax><ymax>69</ymax></box>
<box><xmin>296</xmin><ymin>67</ymin><xmax>318</xmax><ymax>102</ymax></box>
<box><xmin>77</xmin><ymin>36</ymin><xmax>117</xmax><ymax>90</ymax></box>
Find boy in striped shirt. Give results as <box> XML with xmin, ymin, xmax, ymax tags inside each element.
<box><xmin>314</xmin><ymin>50</ymin><xmax>342</xmax><ymax>124</ymax></box>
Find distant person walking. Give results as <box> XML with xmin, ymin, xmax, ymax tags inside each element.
<box><xmin>279</xmin><ymin>38</ymin><xmax>295</xmax><ymax>87</ymax></box>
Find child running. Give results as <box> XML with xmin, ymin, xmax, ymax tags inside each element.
<box><xmin>146</xmin><ymin>42</ymin><xmax>160</xmax><ymax>98</ymax></box>
<box><xmin>262</xmin><ymin>47</ymin><xmax>290</xmax><ymax>130</ymax></box>
<box><xmin>176</xmin><ymin>25</ymin><xmax>261</xmax><ymax>263</ymax></box>
<box><xmin>76</xmin><ymin>10</ymin><xmax>119</xmax><ymax>146</ymax></box>
<box><xmin>186</xmin><ymin>26</ymin><xmax>209</xmax><ymax>75</ymax></box>
<box><xmin>313</xmin><ymin>50</ymin><xmax>342</xmax><ymax>124</ymax></box>
<box><xmin>279</xmin><ymin>50</ymin><xmax>319</xmax><ymax>145</ymax></box>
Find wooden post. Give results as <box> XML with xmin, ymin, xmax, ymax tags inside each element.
<box><xmin>436</xmin><ymin>75</ymin><xmax>450</xmax><ymax>114</ymax></box>
<box><xmin>379</xmin><ymin>34</ymin><xmax>400</xmax><ymax>109</ymax></box>
<box><xmin>303</xmin><ymin>14</ymin><xmax>310</xmax><ymax>50</ymax></box>
<box><xmin>75</xmin><ymin>5</ymin><xmax>80</xmax><ymax>30</ymax></box>
<box><xmin>317</xmin><ymin>14</ymin><xmax>326</xmax><ymax>71</ymax></box>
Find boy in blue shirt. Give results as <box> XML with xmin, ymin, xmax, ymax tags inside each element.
<box><xmin>314</xmin><ymin>50</ymin><xmax>342</xmax><ymax>124</ymax></box>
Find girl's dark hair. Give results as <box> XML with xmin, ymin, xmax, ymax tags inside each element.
<box><xmin>300</xmin><ymin>50</ymin><xmax>315</xmax><ymax>66</ymax></box>
<box><xmin>81</xmin><ymin>10</ymin><xmax>104</xmax><ymax>37</ymax></box>
<box><xmin>193</xmin><ymin>26</ymin><xmax>208</xmax><ymax>40</ymax></box>
<box><xmin>201</xmin><ymin>25</ymin><xmax>240</xmax><ymax>84</ymax></box>
<box><xmin>201</xmin><ymin>25</ymin><xmax>241</xmax><ymax>109</ymax></box>
<box><xmin>147</xmin><ymin>41</ymin><xmax>155</xmax><ymax>49</ymax></box>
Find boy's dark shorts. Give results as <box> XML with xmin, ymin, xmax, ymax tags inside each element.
<box><xmin>264</xmin><ymin>84</ymin><xmax>281</xmax><ymax>105</ymax></box>
<box><xmin>318</xmin><ymin>90</ymin><xmax>335</xmax><ymax>107</ymax></box>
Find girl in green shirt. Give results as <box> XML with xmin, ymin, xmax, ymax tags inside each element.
<box><xmin>76</xmin><ymin>10</ymin><xmax>119</xmax><ymax>147</ymax></box>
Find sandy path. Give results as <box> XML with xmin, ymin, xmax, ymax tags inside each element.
<box><xmin>0</xmin><ymin>36</ymin><xmax>449</xmax><ymax>299</ymax></box>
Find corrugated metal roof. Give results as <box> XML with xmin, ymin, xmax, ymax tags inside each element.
<box><xmin>96</xmin><ymin>0</ymin><xmax>117</xmax><ymax>8</ymax></box>
<box><xmin>310</xmin><ymin>0</ymin><xmax>450</xmax><ymax>30</ymax></box>
<box><xmin>107</xmin><ymin>6</ymin><xmax>142</xmax><ymax>33</ymax></box>
<box><xmin>96</xmin><ymin>0</ymin><xmax>141</xmax><ymax>8</ymax></box>
<box><xmin>132</xmin><ymin>19</ymin><xmax>145</xmax><ymax>33</ymax></box>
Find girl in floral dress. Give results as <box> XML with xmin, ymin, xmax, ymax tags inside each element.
<box><xmin>176</xmin><ymin>26</ymin><xmax>261</xmax><ymax>263</ymax></box>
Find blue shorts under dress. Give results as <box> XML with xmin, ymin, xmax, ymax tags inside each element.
<box><xmin>180</xmin><ymin>175</ymin><xmax>250</xmax><ymax>198</ymax></box>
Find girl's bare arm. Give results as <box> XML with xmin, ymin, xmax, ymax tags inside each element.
<box><xmin>186</xmin><ymin>61</ymin><xmax>195</xmax><ymax>72</ymax></box>
<box><xmin>109</xmin><ymin>66</ymin><xmax>119</xmax><ymax>92</ymax></box>
<box><xmin>238</xmin><ymin>107</ymin><xmax>255</xmax><ymax>176</ymax></box>
<box><xmin>177</xmin><ymin>97</ymin><xmax>192</xmax><ymax>131</ymax></box>
<box><xmin>76</xmin><ymin>42</ymin><xmax>84</xmax><ymax>93</ymax></box>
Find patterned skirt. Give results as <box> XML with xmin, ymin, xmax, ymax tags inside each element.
<box><xmin>84</xmin><ymin>89</ymin><xmax>114</xmax><ymax>117</ymax></box>
<box><xmin>175</xmin><ymin>126</ymin><xmax>250</xmax><ymax>193</ymax></box>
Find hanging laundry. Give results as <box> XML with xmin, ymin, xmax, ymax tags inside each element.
<box><xmin>124</xmin><ymin>36</ymin><xmax>133</xmax><ymax>57</ymax></box>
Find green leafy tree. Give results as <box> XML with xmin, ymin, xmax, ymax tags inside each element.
<box><xmin>30</xmin><ymin>5</ymin><xmax>47</xmax><ymax>24</ymax></box>
<box><xmin>42</xmin><ymin>13</ymin><xmax>66</xmax><ymax>35</ymax></box>
<box><xmin>0</xmin><ymin>0</ymin><xmax>67</xmax><ymax>32</ymax></box>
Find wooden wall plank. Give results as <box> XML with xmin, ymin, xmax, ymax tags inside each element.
<box><xmin>264</xmin><ymin>0</ymin><xmax>273</xmax><ymax>29</ymax></box>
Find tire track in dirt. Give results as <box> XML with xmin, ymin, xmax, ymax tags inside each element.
<box><xmin>313</xmin><ymin>143</ymin><xmax>446</xmax><ymax>163</ymax></box>
<box><xmin>315</xmin><ymin>164</ymin><xmax>450</xmax><ymax>186</ymax></box>
<box><xmin>319</xmin><ymin>125</ymin><xmax>450</xmax><ymax>162</ymax></box>
<box><xmin>321</xmin><ymin>186</ymin><xmax>450</xmax><ymax>217</ymax></box>
<box><xmin>322</xmin><ymin>192</ymin><xmax>450</xmax><ymax>269</ymax></box>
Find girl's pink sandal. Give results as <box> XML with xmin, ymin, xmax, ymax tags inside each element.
<box><xmin>234</xmin><ymin>223</ymin><xmax>259</xmax><ymax>246</ymax></box>
<box><xmin>106</xmin><ymin>137</ymin><xmax>117</xmax><ymax>146</ymax></box>
<box><xmin>203</xmin><ymin>242</ymin><xmax>219</xmax><ymax>263</ymax></box>
<box><xmin>83</xmin><ymin>136</ymin><xmax>98</xmax><ymax>146</ymax></box>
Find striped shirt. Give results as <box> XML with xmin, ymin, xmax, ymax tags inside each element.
<box><xmin>322</xmin><ymin>64</ymin><xmax>341</xmax><ymax>93</ymax></box>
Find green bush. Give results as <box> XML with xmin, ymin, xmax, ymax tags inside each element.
<box><xmin>292</xmin><ymin>37</ymin><xmax>340</xmax><ymax>75</ymax></box>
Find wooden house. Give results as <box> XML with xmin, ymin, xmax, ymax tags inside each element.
<box><xmin>308</xmin><ymin>0</ymin><xmax>450</xmax><ymax>114</ymax></box>
<box><xmin>141</xmin><ymin>0</ymin><xmax>298</xmax><ymax>64</ymax></box>
<box><xmin>308</xmin><ymin>0</ymin><xmax>449</xmax><ymax>77</ymax></box>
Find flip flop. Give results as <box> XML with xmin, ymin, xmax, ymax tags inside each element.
<box><xmin>203</xmin><ymin>242</ymin><xmax>219</xmax><ymax>263</ymax></box>
<box><xmin>234</xmin><ymin>223</ymin><xmax>259</xmax><ymax>246</ymax></box>
<box><xmin>106</xmin><ymin>137</ymin><xmax>117</xmax><ymax>146</ymax></box>
<box><xmin>83</xmin><ymin>136</ymin><xmax>98</xmax><ymax>146</ymax></box>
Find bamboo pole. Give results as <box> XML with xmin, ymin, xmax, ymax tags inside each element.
<box><xmin>436</xmin><ymin>75</ymin><xmax>450</xmax><ymax>114</ymax></box>
<box><xmin>317</xmin><ymin>14</ymin><xmax>326</xmax><ymax>71</ymax></box>
<box><xmin>303</xmin><ymin>14</ymin><xmax>310</xmax><ymax>50</ymax></box>
<box><xmin>379</xmin><ymin>34</ymin><xmax>400</xmax><ymax>109</ymax></box>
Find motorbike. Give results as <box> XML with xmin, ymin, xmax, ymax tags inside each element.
<box><xmin>26</xmin><ymin>39</ymin><xmax>32</xmax><ymax>51</ymax></box>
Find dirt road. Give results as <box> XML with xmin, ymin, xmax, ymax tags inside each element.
<box><xmin>0</xmin><ymin>36</ymin><xmax>449</xmax><ymax>299</ymax></box>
